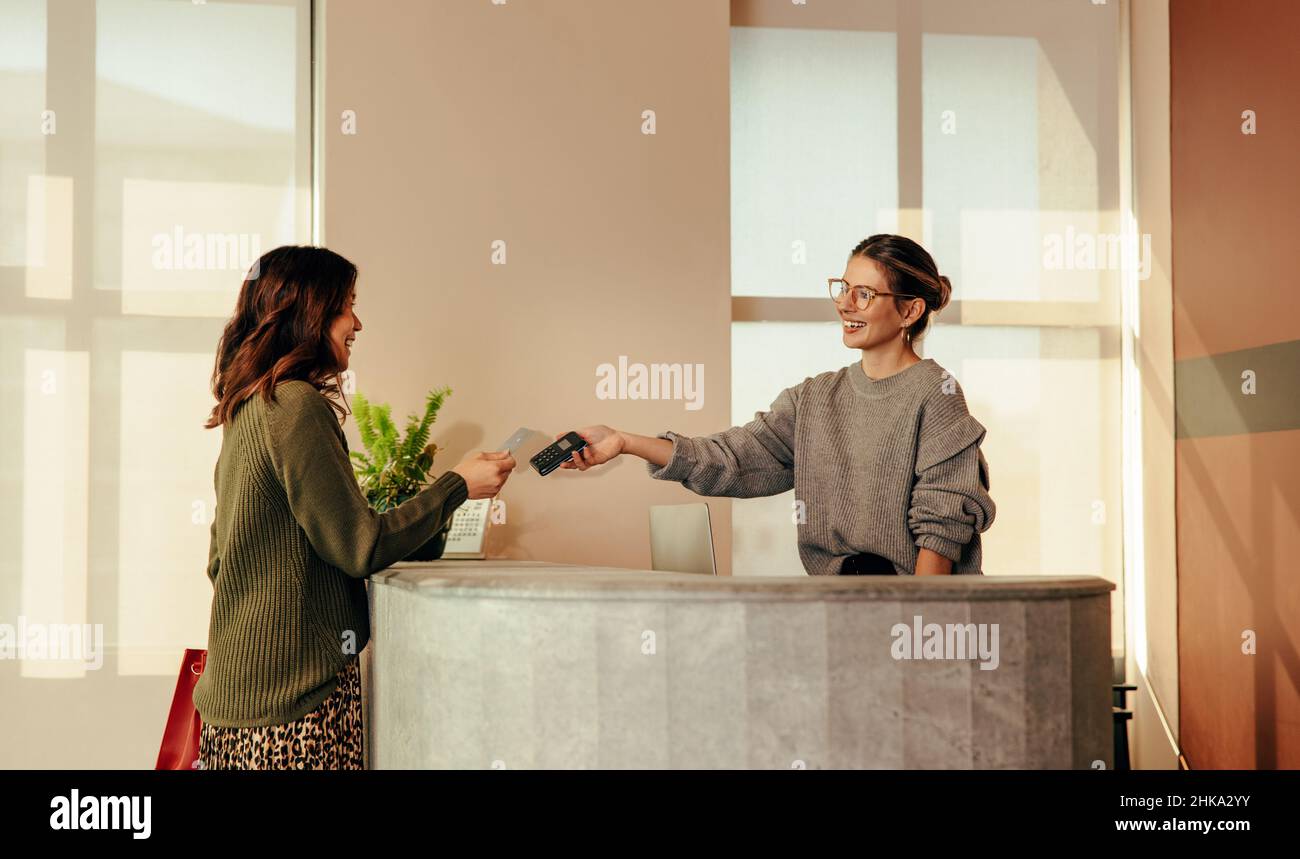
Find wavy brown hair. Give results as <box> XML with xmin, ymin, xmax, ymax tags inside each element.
<box><xmin>204</xmin><ymin>245</ymin><xmax>357</xmax><ymax>429</ymax></box>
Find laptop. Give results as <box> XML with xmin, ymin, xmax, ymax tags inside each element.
<box><xmin>649</xmin><ymin>503</ymin><xmax>718</xmax><ymax>576</ymax></box>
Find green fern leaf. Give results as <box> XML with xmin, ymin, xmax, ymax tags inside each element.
<box><xmin>353</xmin><ymin>392</ymin><xmax>379</xmax><ymax>455</ymax></box>
<box><xmin>401</xmin><ymin>386</ymin><xmax>450</xmax><ymax>462</ymax></box>
<box><xmin>373</xmin><ymin>404</ymin><xmax>396</xmax><ymax>464</ymax></box>
<box><xmin>348</xmin><ymin>387</ymin><xmax>453</xmax><ymax>512</ymax></box>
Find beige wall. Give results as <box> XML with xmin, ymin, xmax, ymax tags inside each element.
<box><xmin>322</xmin><ymin>0</ymin><xmax>736</xmax><ymax>573</ymax></box>
<box><xmin>1170</xmin><ymin>0</ymin><xmax>1300</xmax><ymax>770</ymax></box>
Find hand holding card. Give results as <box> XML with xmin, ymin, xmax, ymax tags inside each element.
<box><xmin>451</xmin><ymin>449</ymin><xmax>515</xmax><ymax>498</ymax></box>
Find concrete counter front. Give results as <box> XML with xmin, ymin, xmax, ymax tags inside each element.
<box><xmin>364</xmin><ymin>561</ymin><xmax>1114</xmax><ymax>769</ymax></box>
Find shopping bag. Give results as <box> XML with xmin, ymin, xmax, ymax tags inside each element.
<box><xmin>155</xmin><ymin>648</ymin><xmax>206</xmax><ymax>770</ymax></box>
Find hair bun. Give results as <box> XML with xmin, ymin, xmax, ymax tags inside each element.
<box><xmin>935</xmin><ymin>275</ymin><xmax>952</xmax><ymax>311</ymax></box>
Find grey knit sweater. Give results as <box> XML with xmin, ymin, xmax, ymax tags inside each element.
<box><xmin>646</xmin><ymin>358</ymin><xmax>995</xmax><ymax>575</ymax></box>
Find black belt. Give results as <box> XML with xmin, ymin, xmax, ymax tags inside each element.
<box><xmin>840</xmin><ymin>552</ymin><xmax>897</xmax><ymax>575</ymax></box>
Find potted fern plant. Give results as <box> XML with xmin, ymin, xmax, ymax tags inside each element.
<box><xmin>350</xmin><ymin>386</ymin><xmax>456</xmax><ymax>561</ymax></box>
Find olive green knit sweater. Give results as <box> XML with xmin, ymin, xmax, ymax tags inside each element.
<box><xmin>192</xmin><ymin>380</ymin><xmax>468</xmax><ymax>728</ymax></box>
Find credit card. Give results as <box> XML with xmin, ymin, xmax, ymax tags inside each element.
<box><xmin>496</xmin><ymin>427</ymin><xmax>534</xmax><ymax>454</ymax></box>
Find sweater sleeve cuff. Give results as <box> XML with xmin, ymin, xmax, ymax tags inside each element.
<box><xmin>916</xmin><ymin>533</ymin><xmax>963</xmax><ymax>563</ymax></box>
<box><xmin>434</xmin><ymin>470</ymin><xmax>470</xmax><ymax>513</ymax></box>
<box><xmin>645</xmin><ymin>431</ymin><xmax>696</xmax><ymax>483</ymax></box>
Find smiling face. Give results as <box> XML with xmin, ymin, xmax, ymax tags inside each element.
<box><xmin>835</xmin><ymin>255</ymin><xmax>922</xmax><ymax>350</ymax></box>
<box><xmin>328</xmin><ymin>286</ymin><xmax>362</xmax><ymax>371</ymax></box>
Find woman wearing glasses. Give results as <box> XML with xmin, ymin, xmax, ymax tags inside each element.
<box><xmin>562</xmin><ymin>234</ymin><xmax>994</xmax><ymax>575</ymax></box>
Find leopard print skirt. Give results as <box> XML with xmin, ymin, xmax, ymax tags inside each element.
<box><xmin>198</xmin><ymin>657</ymin><xmax>364</xmax><ymax>770</ymax></box>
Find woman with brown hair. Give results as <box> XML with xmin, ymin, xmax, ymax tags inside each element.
<box><xmin>562</xmin><ymin>234</ymin><xmax>995</xmax><ymax>576</ymax></box>
<box><xmin>193</xmin><ymin>245</ymin><xmax>514</xmax><ymax>769</ymax></box>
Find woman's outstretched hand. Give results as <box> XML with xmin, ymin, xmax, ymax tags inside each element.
<box><xmin>451</xmin><ymin>450</ymin><xmax>516</xmax><ymax>498</ymax></box>
<box><xmin>559</xmin><ymin>426</ymin><xmax>625</xmax><ymax>471</ymax></box>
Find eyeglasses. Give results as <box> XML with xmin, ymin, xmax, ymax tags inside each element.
<box><xmin>827</xmin><ymin>278</ymin><xmax>918</xmax><ymax>312</ymax></box>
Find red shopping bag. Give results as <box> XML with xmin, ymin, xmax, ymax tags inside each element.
<box><xmin>155</xmin><ymin>648</ymin><xmax>206</xmax><ymax>770</ymax></box>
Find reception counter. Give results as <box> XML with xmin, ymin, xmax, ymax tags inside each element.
<box><xmin>363</xmin><ymin>561</ymin><xmax>1114</xmax><ymax>769</ymax></box>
